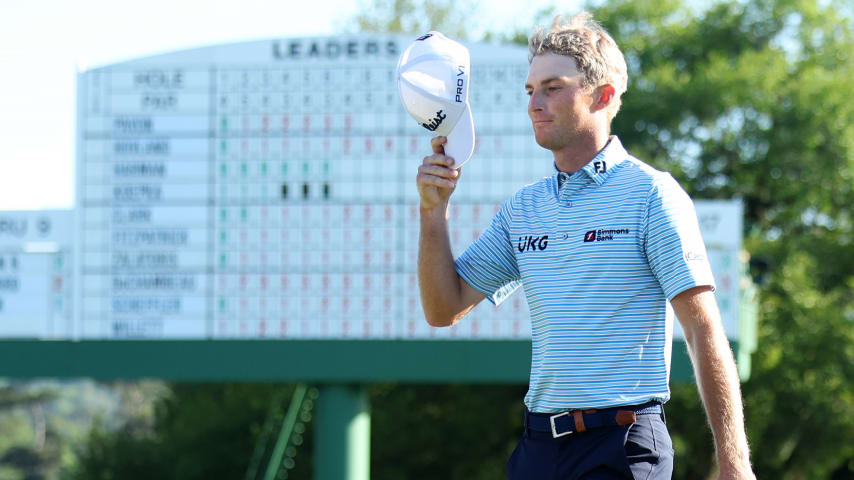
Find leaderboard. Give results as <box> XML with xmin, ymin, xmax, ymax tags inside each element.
<box><xmin>75</xmin><ymin>35</ymin><xmax>743</xmax><ymax>341</ymax></box>
<box><xmin>77</xmin><ymin>36</ymin><xmax>551</xmax><ymax>339</ymax></box>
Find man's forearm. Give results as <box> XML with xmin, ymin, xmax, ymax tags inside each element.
<box><xmin>686</xmin><ymin>321</ymin><xmax>753</xmax><ymax>477</ymax></box>
<box><xmin>418</xmin><ymin>205</ymin><xmax>463</xmax><ymax>326</ymax></box>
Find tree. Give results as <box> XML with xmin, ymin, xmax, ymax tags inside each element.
<box><xmin>348</xmin><ymin>0</ymin><xmax>480</xmax><ymax>39</ymax></box>
<box><xmin>71</xmin><ymin>383</ymin><xmax>311</xmax><ymax>480</ymax></box>
<box><xmin>369</xmin><ymin>383</ymin><xmax>526</xmax><ymax>480</ymax></box>
<box><xmin>0</xmin><ymin>384</ymin><xmax>58</xmax><ymax>480</ymax></box>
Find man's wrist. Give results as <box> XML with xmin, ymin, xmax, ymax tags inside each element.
<box><xmin>420</xmin><ymin>202</ymin><xmax>449</xmax><ymax>220</ymax></box>
<box><xmin>717</xmin><ymin>457</ymin><xmax>754</xmax><ymax>479</ymax></box>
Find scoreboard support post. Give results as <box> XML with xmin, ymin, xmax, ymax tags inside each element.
<box><xmin>314</xmin><ymin>384</ymin><xmax>371</xmax><ymax>480</ymax></box>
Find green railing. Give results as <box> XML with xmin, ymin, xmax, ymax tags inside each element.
<box><xmin>245</xmin><ymin>384</ymin><xmax>318</xmax><ymax>480</ymax></box>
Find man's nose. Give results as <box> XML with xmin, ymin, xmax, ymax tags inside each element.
<box><xmin>528</xmin><ymin>91</ymin><xmax>544</xmax><ymax>113</ymax></box>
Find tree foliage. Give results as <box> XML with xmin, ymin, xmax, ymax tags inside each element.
<box><xmin>0</xmin><ymin>380</ymin><xmax>170</xmax><ymax>480</ymax></box>
<box><xmin>0</xmin><ymin>384</ymin><xmax>59</xmax><ymax>480</ymax></box>
<box><xmin>369</xmin><ymin>384</ymin><xmax>526</xmax><ymax>480</ymax></box>
<box><xmin>348</xmin><ymin>0</ymin><xmax>480</xmax><ymax>39</ymax></box>
<box><xmin>70</xmin><ymin>383</ymin><xmax>311</xmax><ymax>480</ymax></box>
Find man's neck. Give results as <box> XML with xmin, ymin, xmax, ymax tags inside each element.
<box><xmin>552</xmin><ymin>130</ymin><xmax>610</xmax><ymax>174</ymax></box>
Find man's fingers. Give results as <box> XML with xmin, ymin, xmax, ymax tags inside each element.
<box><xmin>416</xmin><ymin>172</ymin><xmax>458</xmax><ymax>189</ymax></box>
<box><xmin>418</xmin><ymin>164</ymin><xmax>460</xmax><ymax>179</ymax></box>
<box><xmin>418</xmin><ymin>138</ymin><xmax>460</xmax><ymax>198</ymax></box>
<box><xmin>417</xmin><ymin>168</ymin><xmax>458</xmax><ymax>186</ymax></box>
<box><xmin>430</xmin><ymin>136</ymin><xmax>447</xmax><ymax>154</ymax></box>
<box><xmin>422</xmin><ymin>153</ymin><xmax>455</xmax><ymax>167</ymax></box>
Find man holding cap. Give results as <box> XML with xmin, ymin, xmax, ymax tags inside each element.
<box><xmin>398</xmin><ymin>31</ymin><xmax>476</xmax><ymax>168</ymax></box>
<box><xmin>415</xmin><ymin>12</ymin><xmax>755</xmax><ymax>480</ymax></box>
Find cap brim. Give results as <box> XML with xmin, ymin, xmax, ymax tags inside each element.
<box><xmin>443</xmin><ymin>104</ymin><xmax>475</xmax><ymax>168</ymax></box>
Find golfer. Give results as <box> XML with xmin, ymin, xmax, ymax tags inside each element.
<box><xmin>416</xmin><ymin>12</ymin><xmax>755</xmax><ymax>479</ymax></box>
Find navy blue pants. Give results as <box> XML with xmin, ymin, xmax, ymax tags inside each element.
<box><xmin>506</xmin><ymin>410</ymin><xmax>673</xmax><ymax>479</ymax></box>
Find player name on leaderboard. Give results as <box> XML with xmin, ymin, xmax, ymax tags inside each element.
<box><xmin>77</xmin><ymin>35</ymin><xmax>551</xmax><ymax>340</ymax></box>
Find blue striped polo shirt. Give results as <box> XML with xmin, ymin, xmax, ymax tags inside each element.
<box><xmin>454</xmin><ymin>136</ymin><xmax>716</xmax><ymax>413</ymax></box>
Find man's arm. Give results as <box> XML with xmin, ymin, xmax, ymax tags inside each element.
<box><xmin>671</xmin><ymin>286</ymin><xmax>755</xmax><ymax>480</ymax></box>
<box><xmin>416</xmin><ymin>136</ymin><xmax>486</xmax><ymax>327</ymax></box>
<box><xmin>418</xmin><ymin>206</ymin><xmax>485</xmax><ymax>326</ymax></box>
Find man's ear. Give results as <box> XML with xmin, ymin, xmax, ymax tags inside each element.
<box><xmin>594</xmin><ymin>84</ymin><xmax>616</xmax><ymax>111</ymax></box>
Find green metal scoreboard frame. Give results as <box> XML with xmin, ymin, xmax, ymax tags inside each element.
<box><xmin>0</xmin><ymin>34</ymin><xmax>757</xmax><ymax>479</ymax></box>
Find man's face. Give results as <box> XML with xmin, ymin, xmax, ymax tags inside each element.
<box><xmin>525</xmin><ymin>53</ymin><xmax>597</xmax><ymax>151</ymax></box>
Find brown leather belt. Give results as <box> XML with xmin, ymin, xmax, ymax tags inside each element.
<box><xmin>524</xmin><ymin>401</ymin><xmax>662</xmax><ymax>438</ymax></box>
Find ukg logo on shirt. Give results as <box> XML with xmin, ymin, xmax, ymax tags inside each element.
<box><xmin>517</xmin><ymin>235</ymin><xmax>549</xmax><ymax>252</ymax></box>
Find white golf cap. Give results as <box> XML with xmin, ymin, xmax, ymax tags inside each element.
<box><xmin>397</xmin><ymin>31</ymin><xmax>475</xmax><ymax>168</ymax></box>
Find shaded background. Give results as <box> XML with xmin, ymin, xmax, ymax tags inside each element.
<box><xmin>0</xmin><ymin>0</ymin><xmax>853</xmax><ymax>478</ymax></box>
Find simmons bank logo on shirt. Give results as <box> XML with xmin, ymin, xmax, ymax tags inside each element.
<box><xmin>584</xmin><ymin>228</ymin><xmax>630</xmax><ymax>242</ymax></box>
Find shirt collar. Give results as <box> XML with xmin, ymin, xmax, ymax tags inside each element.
<box><xmin>553</xmin><ymin>135</ymin><xmax>628</xmax><ymax>187</ymax></box>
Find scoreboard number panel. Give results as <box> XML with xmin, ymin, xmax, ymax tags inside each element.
<box><xmin>0</xmin><ymin>211</ymin><xmax>73</xmax><ymax>338</ymax></box>
<box><xmin>69</xmin><ymin>35</ymin><xmax>743</xmax><ymax>342</ymax></box>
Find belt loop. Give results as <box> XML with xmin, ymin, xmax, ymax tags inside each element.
<box><xmin>660</xmin><ymin>404</ymin><xmax>667</xmax><ymax>424</ymax></box>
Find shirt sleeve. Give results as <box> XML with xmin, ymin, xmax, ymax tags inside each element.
<box><xmin>454</xmin><ymin>198</ymin><xmax>522</xmax><ymax>306</ymax></box>
<box><xmin>643</xmin><ymin>175</ymin><xmax>717</xmax><ymax>300</ymax></box>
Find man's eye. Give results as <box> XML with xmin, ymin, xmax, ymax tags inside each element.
<box><xmin>548</xmin><ymin>86</ymin><xmax>560</xmax><ymax>92</ymax></box>
<box><xmin>525</xmin><ymin>91</ymin><xmax>532</xmax><ymax>96</ymax></box>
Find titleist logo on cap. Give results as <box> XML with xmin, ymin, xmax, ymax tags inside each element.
<box><xmin>421</xmin><ymin>109</ymin><xmax>446</xmax><ymax>131</ymax></box>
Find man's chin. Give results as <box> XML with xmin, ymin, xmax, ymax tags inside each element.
<box><xmin>534</xmin><ymin>135</ymin><xmax>561</xmax><ymax>151</ymax></box>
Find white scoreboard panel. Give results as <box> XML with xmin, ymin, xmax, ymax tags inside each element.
<box><xmin>75</xmin><ymin>35</ymin><xmax>742</xmax><ymax>341</ymax></box>
<box><xmin>693</xmin><ymin>201</ymin><xmax>744</xmax><ymax>339</ymax></box>
<box><xmin>0</xmin><ymin>210</ymin><xmax>73</xmax><ymax>338</ymax></box>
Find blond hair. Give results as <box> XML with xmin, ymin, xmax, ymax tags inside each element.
<box><xmin>528</xmin><ymin>12</ymin><xmax>628</xmax><ymax>122</ymax></box>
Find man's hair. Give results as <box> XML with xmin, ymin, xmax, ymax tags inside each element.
<box><xmin>528</xmin><ymin>12</ymin><xmax>628</xmax><ymax>122</ymax></box>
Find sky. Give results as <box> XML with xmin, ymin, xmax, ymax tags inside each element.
<box><xmin>0</xmin><ymin>0</ymin><xmax>573</xmax><ymax>211</ymax></box>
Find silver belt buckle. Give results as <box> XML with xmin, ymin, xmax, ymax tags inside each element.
<box><xmin>549</xmin><ymin>411</ymin><xmax>572</xmax><ymax>438</ymax></box>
